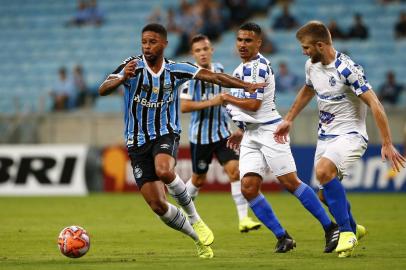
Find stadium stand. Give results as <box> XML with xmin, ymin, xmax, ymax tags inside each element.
<box><xmin>0</xmin><ymin>0</ymin><xmax>405</xmax><ymax>115</ymax></box>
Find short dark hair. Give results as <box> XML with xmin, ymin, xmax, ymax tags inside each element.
<box><xmin>239</xmin><ymin>22</ymin><xmax>262</xmax><ymax>36</ymax></box>
<box><xmin>296</xmin><ymin>21</ymin><xmax>332</xmax><ymax>45</ymax></box>
<box><xmin>142</xmin><ymin>23</ymin><xmax>167</xmax><ymax>39</ymax></box>
<box><xmin>190</xmin><ymin>34</ymin><xmax>209</xmax><ymax>46</ymax></box>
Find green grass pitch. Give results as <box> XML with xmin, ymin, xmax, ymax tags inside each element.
<box><xmin>0</xmin><ymin>193</ymin><xmax>405</xmax><ymax>270</ymax></box>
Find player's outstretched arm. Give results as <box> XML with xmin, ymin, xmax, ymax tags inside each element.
<box><xmin>181</xmin><ymin>95</ymin><xmax>223</xmax><ymax>113</ymax></box>
<box><xmin>221</xmin><ymin>93</ymin><xmax>261</xmax><ymax>111</ymax></box>
<box><xmin>99</xmin><ymin>60</ymin><xmax>137</xmax><ymax>96</ymax></box>
<box><xmin>194</xmin><ymin>68</ymin><xmax>266</xmax><ymax>93</ymax></box>
<box><xmin>274</xmin><ymin>84</ymin><xmax>315</xmax><ymax>144</ymax></box>
<box><xmin>360</xmin><ymin>90</ymin><xmax>406</xmax><ymax>172</ymax></box>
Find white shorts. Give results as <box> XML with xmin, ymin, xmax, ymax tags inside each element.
<box><xmin>239</xmin><ymin>123</ymin><xmax>297</xmax><ymax>179</ymax></box>
<box><xmin>315</xmin><ymin>133</ymin><xmax>367</xmax><ymax>181</ymax></box>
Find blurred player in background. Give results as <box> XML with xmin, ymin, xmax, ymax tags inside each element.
<box><xmin>98</xmin><ymin>23</ymin><xmax>266</xmax><ymax>259</ymax></box>
<box><xmin>274</xmin><ymin>20</ymin><xmax>406</xmax><ymax>257</ymax></box>
<box><xmin>180</xmin><ymin>34</ymin><xmax>261</xmax><ymax>233</ymax></box>
<box><xmin>223</xmin><ymin>22</ymin><xmax>339</xmax><ymax>253</ymax></box>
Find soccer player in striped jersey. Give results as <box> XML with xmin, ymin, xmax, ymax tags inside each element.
<box><xmin>98</xmin><ymin>23</ymin><xmax>266</xmax><ymax>259</ymax></box>
<box><xmin>274</xmin><ymin>21</ymin><xmax>405</xmax><ymax>257</ymax></box>
<box><xmin>180</xmin><ymin>34</ymin><xmax>261</xmax><ymax>233</ymax></box>
<box><xmin>223</xmin><ymin>22</ymin><xmax>339</xmax><ymax>253</ymax></box>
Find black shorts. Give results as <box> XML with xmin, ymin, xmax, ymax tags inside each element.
<box><xmin>190</xmin><ymin>138</ymin><xmax>239</xmax><ymax>175</ymax></box>
<box><xmin>127</xmin><ymin>133</ymin><xmax>180</xmax><ymax>188</ymax></box>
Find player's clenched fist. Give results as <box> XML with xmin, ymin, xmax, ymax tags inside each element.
<box><xmin>123</xmin><ymin>60</ymin><xmax>137</xmax><ymax>79</ymax></box>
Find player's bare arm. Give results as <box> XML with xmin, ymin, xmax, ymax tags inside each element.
<box><xmin>181</xmin><ymin>95</ymin><xmax>223</xmax><ymax>113</ymax></box>
<box><xmin>98</xmin><ymin>60</ymin><xmax>137</xmax><ymax>96</ymax></box>
<box><xmin>274</xmin><ymin>84</ymin><xmax>315</xmax><ymax>144</ymax></box>
<box><xmin>221</xmin><ymin>93</ymin><xmax>261</xmax><ymax>111</ymax></box>
<box><xmin>359</xmin><ymin>90</ymin><xmax>406</xmax><ymax>171</ymax></box>
<box><xmin>195</xmin><ymin>68</ymin><xmax>266</xmax><ymax>93</ymax></box>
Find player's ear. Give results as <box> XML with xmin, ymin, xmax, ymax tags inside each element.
<box><xmin>315</xmin><ymin>41</ymin><xmax>324</xmax><ymax>50</ymax></box>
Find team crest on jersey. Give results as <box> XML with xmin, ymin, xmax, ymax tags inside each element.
<box><xmin>133</xmin><ymin>165</ymin><xmax>143</xmax><ymax>179</ymax></box>
<box><xmin>152</xmin><ymin>87</ymin><xmax>159</xmax><ymax>94</ymax></box>
<box><xmin>329</xmin><ymin>76</ymin><xmax>336</xmax><ymax>86</ymax></box>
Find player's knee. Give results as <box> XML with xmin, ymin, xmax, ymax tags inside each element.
<box><xmin>315</xmin><ymin>167</ymin><xmax>334</xmax><ymax>184</ymax></box>
<box><xmin>228</xmin><ymin>169</ymin><xmax>240</xmax><ymax>182</ymax></box>
<box><xmin>241</xmin><ymin>174</ymin><xmax>261</xmax><ymax>201</ymax></box>
<box><xmin>148</xmin><ymin>199</ymin><xmax>167</xmax><ymax>216</ymax></box>
<box><xmin>277</xmin><ymin>174</ymin><xmax>301</xmax><ymax>193</ymax></box>
<box><xmin>155</xmin><ymin>166</ymin><xmax>174</xmax><ymax>182</ymax></box>
<box><xmin>193</xmin><ymin>175</ymin><xmax>207</xmax><ymax>187</ymax></box>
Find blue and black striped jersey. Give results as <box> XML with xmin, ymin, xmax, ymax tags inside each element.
<box><xmin>180</xmin><ymin>63</ymin><xmax>231</xmax><ymax>144</ymax></box>
<box><xmin>113</xmin><ymin>55</ymin><xmax>200</xmax><ymax>147</ymax></box>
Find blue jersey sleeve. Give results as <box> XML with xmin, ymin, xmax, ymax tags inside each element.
<box><xmin>170</xmin><ymin>62</ymin><xmax>200</xmax><ymax>80</ymax></box>
<box><xmin>336</xmin><ymin>54</ymin><xmax>372</xmax><ymax>96</ymax></box>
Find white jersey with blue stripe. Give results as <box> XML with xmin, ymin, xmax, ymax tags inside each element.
<box><xmin>180</xmin><ymin>63</ymin><xmax>232</xmax><ymax>144</ymax></box>
<box><xmin>227</xmin><ymin>53</ymin><xmax>281</xmax><ymax>127</ymax></box>
<box><xmin>114</xmin><ymin>55</ymin><xmax>200</xmax><ymax>147</ymax></box>
<box><xmin>305</xmin><ymin>51</ymin><xmax>371</xmax><ymax>141</ymax></box>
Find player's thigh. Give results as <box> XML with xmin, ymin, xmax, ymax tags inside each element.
<box><xmin>258</xmin><ymin>125</ymin><xmax>296</xmax><ymax>177</ymax></box>
<box><xmin>190</xmin><ymin>142</ymin><xmax>215</xmax><ymax>175</ymax></box>
<box><xmin>214</xmin><ymin>139</ymin><xmax>239</xmax><ymax>181</ymax></box>
<box><xmin>319</xmin><ymin>134</ymin><xmax>367</xmax><ymax>179</ymax></box>
<box><xmin>128</xmin><ymin>144</ymin><xmax>160</xmax><ymax>189</ymax></box>
<box><xmin>152</xmin><ymin>133</ymin><xmax>179</xmax><ymax>176</ymax></box>
<box><xmin>239</xmin><ymin>144</ymin><xmax>267</xmax><ymax>179</ymax></box>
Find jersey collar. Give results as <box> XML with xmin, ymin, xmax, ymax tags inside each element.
<box><xmin>142</xmin><ymin>55</ymin><xmax>165</xmax><ymax>77</ymax></box>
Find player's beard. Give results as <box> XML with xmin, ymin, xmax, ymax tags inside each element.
<box><xmin>311</xmin><ymin>52</ymin><xmax>323</xmax><ymax>63</ymax></box>
<box><xmin>310</xmin><ymin>51</ymin><xmax>323</xmax><ymax>64</ymax></box>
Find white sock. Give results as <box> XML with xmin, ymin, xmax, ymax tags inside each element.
<box><xmin>159</xmin><ymin>202</ymin><xmax>199</xmax><ymax>241</ymax></box>
<box><xmin>186</xmin><ymin>178</ymin><xmax>199</xmax><ymax>199</ymax></box>
<box><xmin>231</xmin><ymin>181</ymin><xmax>248</xmax><ymax>221</ymax></box>
<box><xmin>166</xmin><ymin>175</ymin><xmax>201</xmax><ymax>224</ymax></box>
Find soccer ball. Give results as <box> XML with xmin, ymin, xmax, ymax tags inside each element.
<box><xmin>58</xmin><ymin>225</ymin><xmax>90</xmax><ymax>258</ymax></box>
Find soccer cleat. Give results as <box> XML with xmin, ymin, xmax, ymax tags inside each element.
<box><xmin>275</xmin><ymin>231</ymin><xmax>296</xmax><ymax>253</ymax></box>
<box><xmin>192</xmin><ymin>219</ymin><xmax>214</xmax><ymax>246</ymax></box>
<box><xmin>195</xmin><ymin>241</ymin><xmax>214</xmax><ymax>259</ymax></box>
<box><xmin>335</xmin><ymin>232</ymin><xmax>357</xmax><ymax>256</ymax></box>
<box><xmin>324</xmin><ymin>222</ymin><xmax>340</xmax><ymax>253</ymax></box>
<box><xmin>355</xmin><ymin>224</ymin><xmax>367</xmax><ymax>241</ymax></box>
<box><xmin>338</xmin><ymin>249</ymin><xmax>355</xmax><ymax>258</ymax></box>
<box><xmin>239</xmin><ymin>216</ymin><xmax>262</xmax><ymax>233</ymax></box>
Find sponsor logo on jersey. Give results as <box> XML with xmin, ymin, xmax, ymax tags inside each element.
<box><xmin>141</xmin><ymin>84</ymin><xmax>149</xmax><ymax>91</ymax></box>
<box><xmin>163</xmin><ymin>83</ymin><xmax>172</xmax><ymax>92</ymax></box>
<box><xmin>319</xmin><ymin>110</ymin><xmax>335</xmax><ymax>124</ymax></box>
<box><xmin>160</xmin><ymin>144</ymin><xmax>171</xmax><ymax>150</ymax></box>
<box><xmin>133</xmin><ymin>93</ymin><xmax>174</xmax><ymax>108</ymax></box>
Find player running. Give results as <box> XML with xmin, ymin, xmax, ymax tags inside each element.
<box><xmin>180</xmin><ymin>34</ymin><xmax>261</xmax><ymax>233</ymax></box>
<box><xmin>223</xmin><ymin>22</ymin><xmax>339</xmax><ymax>253</ymax></box>
<box><xmin>98</xmin><ymin>23</ymin><xmax>266</xmax><ymax>259</ymax></box>
<box><xmin>274</xmin><ymin>21</ymin><xmax>405</xmax><ymax>257</ymax></box>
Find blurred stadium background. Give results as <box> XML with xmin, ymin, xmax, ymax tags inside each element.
<box><xmin>0</xmin><ymin>0</ymin><xmax>404</xmax><ymax>194</ymax></box>
<box><xmin>1</xmin><ymin>0</ymin><xmax>406</xmax><ymax>268</ymax></box>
